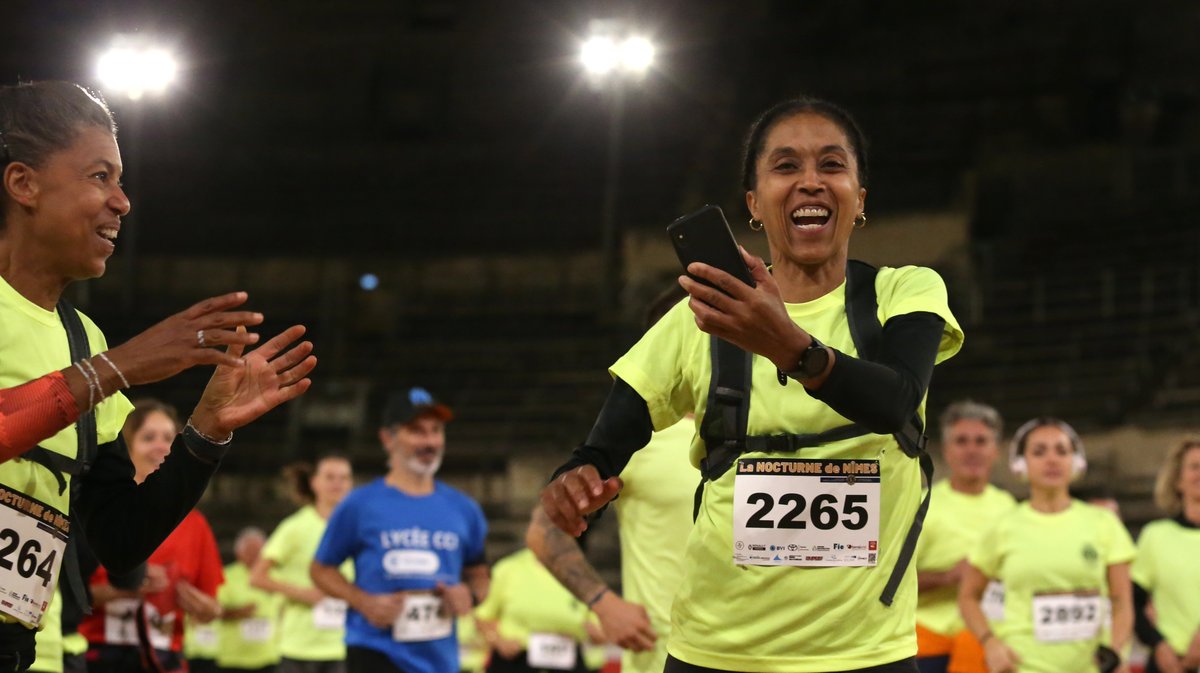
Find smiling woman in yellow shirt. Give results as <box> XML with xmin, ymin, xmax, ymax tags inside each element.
<box><xmin>959</xmin><ymin>418</ymin><xmax>1134</xmax><ymax>673</ymax></box>
<box><xmin>538</xmin><ymin>97</ymin><xmax>964</xmax><ymax>673</ymax></box>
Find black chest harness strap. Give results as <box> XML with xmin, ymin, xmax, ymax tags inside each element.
<box><xmin>21</xmin><ymin>299</ymin><xmax>98</xmax><ymax>616</ymax></box>
<box><xmin>696</xmin><ymin>260</ymin><xmax>933</xmax><ymax>607</ymax></box>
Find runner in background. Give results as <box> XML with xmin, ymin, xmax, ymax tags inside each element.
<box><xmin>527</xmin><ymin>285</ymin><xmax>695</xmax><ymax>673</ymax></box>
<box><xmin>1132</xmin><ymin>439</ymin><xmax>1200</xmax><ymax>673</ymax></box>
<box><xmin>217</xmin><ymin>528</ymin><xmax>281</xmax><ymax>673</ymax></box>
<box><xmin>311</xmin><ymin>387</ymin><xmax>489</xmax><ymax>673</ymax></box>
<box><xmin>80</xmin><ymin>399</ymin><xmax>223</xmax><ymax>673</ymax></box>
<box><xmin>475</xmin><ymin>547</ymin><xmax>604</xmax><ymax>673</ymax></box>
<box><xmin>960</xmin><ymin>418</ymin><xmax>1134</xmax><ymax>673</ymax></box>
<box><xmin>251</xmin><ymin>454</ymin><xmax>355</xmax><ymax>673</ymax></box>
<box><xmin>914</xmin><ymin>400</ymin><xmax>1015</xmax><ymax>673</ymax></box>
<box><xmin>181</xmin><ymin>615</ymin><xmax>219</xmax><ymax>673</ymax></box>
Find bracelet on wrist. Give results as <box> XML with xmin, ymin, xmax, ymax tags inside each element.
<box><xmin>186</xmin><ymin>419</ymin><xmax>233</xmax><ymax>445</ymax></box>
<box><xmin>586</xmin><ymin>587</ymin><xmax>608</xmax><ymax>608</ymax></box>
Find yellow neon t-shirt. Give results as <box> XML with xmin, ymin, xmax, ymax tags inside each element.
<box><xmin>216</xmin><ymin>562</ymin><xmax>281</xmax><ymax>669</ymax></box>
<box><xmin>610</xmin><ymin>265</ymin><xmax>964</xmax><ymax>672</ymax></box>
<box><xmin>475</xmin><ymin>548</ymin><xmax>595</xmax><ymax>647</ymax></box>
<box><xmin>615</xmin><ymin>418</ymin><xmax>697</xmax><ymax>673</ymax></box>
<box><xmin>29</xmin><ymin>589</ymin><xmax>62</xmax><ymax>673</ymax></box>
<box><xmin>1130</xmin><ymin>518</ymin><xmax>1200</xmax><ymax>654</ymax></box>
<box><xmin>182</xmin><ymin>614</ymin><xmax>220</xmax><ymax>661</ymax></box>
<box><xmin>0</xmin><ymin>275</ymin><xmax>133</xmax><ymax>629</ymax></box>
<box><xmin>261</xmin><ymin>505</ymin><xmax>354</xmax><ymax>661</ymax></box>
<box><xmin>915</xmin><ymin>480</ymin><xmax>1016</xmax><ymax>635</ymax></box>
<box><xmin>968</xmin><ymin>501</ymin><xmax>1135</xmax><ymax>673</ymax></box>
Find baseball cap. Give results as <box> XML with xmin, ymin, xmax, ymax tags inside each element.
<box><xmin>381</xmin><ymin>386</ymin><xmax>454</xmax><ymax>427</ymax></box>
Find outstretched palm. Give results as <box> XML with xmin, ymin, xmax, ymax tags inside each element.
<box><xmin>193</xmin><ymin>325</ymin><xmax>316</xmax><ymax>436</ymax></box>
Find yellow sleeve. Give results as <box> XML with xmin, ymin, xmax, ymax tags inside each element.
<box><xmin>80</xmin><ymin>312</ymin><xmax>134</xmax><ymax>443</ymax></box>
<box><xmin>1102</xmin><ymin>509</ymin><xmax>1137</xmax><ymax>566</ymax></box>
<box><xmin>967</xmin><ymin>517</ymin><xmax>1005</xmax><ymax>578</ymax></box>
<box><xmin>1130</xmin><ymin>524</ymin><xmax>1157</xmax><ymax>588</ymax></box>
<box><xmin>610</xmin><ymin>300</ymin><xmax>701</xmax><ymax>432</ymax></box>
<box><xmin>876</xmin><ymin>266</ymin><xmax>964</xmax><ymax>365</ymax></box>
<box><xmin>474</xmin><ymin>556</ymin><xmax>509</xmax><ymax>622</ymax></box>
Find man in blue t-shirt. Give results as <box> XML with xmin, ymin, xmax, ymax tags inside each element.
<box><xmin>312</xmin><ymin>387</ymin><xmax>490</xmax><ymax>673</ymax></box>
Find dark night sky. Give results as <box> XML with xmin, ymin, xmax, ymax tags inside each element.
<box><xmin>3</xmin><ymin>0</ymin><xmax>1199</xmax><ymax>257</ymax></box>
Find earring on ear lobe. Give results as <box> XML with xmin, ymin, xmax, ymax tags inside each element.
<box><xmin>854</xmin><ymin>212</ymin><xmax>867</xmax><ymax>228</ymax></box>
<box><xmin>748</xmin><ymin>218</ymin><xmax>763</xmax><ymax>232</ymax></box>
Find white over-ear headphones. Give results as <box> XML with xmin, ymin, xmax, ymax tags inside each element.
<box><xmin>1009</xmin><ymin>417</ymin><xmax>1087</xmax><ymax>480</ymax></box>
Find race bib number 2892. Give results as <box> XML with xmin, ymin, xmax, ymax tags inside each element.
<box><xmin>732</xmin><ymin>458</ymin><xmax>880</xmax><ymax>568</ymax></box>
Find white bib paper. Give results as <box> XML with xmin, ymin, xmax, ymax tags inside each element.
<box><xmin>103</xmin><ymin>598</ymin><xmax>140</xmax><ymax>646</ymax></box>
<box><xmin>240</xmin><ymin>617</ymin><xmax>273</xmax><ymax>643</ymax></box>
<box><xmin>979</xmin><ymin>578</ymin><xmax>1008</xmax><ymax>619</ymax></box>
<box><xmin>312</xmin><ymin>597</ymin><xmax>348</xmax><ymax>630</ymax></box>
<box><xmin>191</xmin><ymin>622</ymin><xmax>218</xmax><ymax>649</ymax></box>
<box><xmin>527</xmin><ymin>633</ymin><xmax>577</xmax><ymax>670</ymax></box>
<box><xmin>732</xmin><ymin>458</ymin><xmax>880</xmax><ymax>567</ymax></box>
<box><xmin>392</xmin><ymin>594</ymin><xmax>452</xmax><ymax>642</ymax></box>
<box><xmin>0</xmin><ymin>484</ymin><xmax>69</xmax><ymax>627</ymax></box>
<box><xmin>145</xmin><ymin>607</ymin><xmax>174</xmax><ymax>651</ymax></box>
<box><xmin>982</xmin><ymin>580</ymin><xmax>1006</xmax><ymax>622</ymax></box>
<box><xmin>1032</xmin><ymin>592</ymin><xmax>1103</xmax><ymax>642</ymax></box>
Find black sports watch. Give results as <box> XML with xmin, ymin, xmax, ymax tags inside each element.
<box><xmin>777</xmin><ymin>336</ymin><xmax>830</xmax><ymax>384</ymax></box>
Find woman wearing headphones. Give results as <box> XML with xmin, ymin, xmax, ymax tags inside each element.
<box><xmin>958</xmin><ymin>418</ymin><xmax>1135</xmax><ymax>673</ymax></box>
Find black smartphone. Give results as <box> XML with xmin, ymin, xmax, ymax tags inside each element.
<box><xmin>667</xmin><ymin>204</ymin><xmax>756</xmax><ymax>292</ymax></box>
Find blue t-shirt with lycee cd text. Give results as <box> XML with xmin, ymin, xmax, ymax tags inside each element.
<box><xmin>314</xmin><ymin>479</ymin><xmax>488</xmax><ymax>673</ymax></box>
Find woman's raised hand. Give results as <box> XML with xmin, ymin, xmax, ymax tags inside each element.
<box><xmin>188</xmin><ymin>325</ymin><xmax>316</xmax><ymax>440</ymax></box>
<box><xmin>104</xmin><ymin>292</ymin><xmax>264</xmax><ymax>386</ymax></box>
<box><xmin>678</xmin><ymin>247</ymin><xmax>805</xmax><ymax>369</ymax></box>
<box><xmin>539</xmin><ymin>465</ymin><xmax>623</xmax><ymax>537</ymax></box>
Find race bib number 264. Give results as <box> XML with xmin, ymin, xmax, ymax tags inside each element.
<box><xmin>732</xmin><ymin>458</ymin><xmax>880</xmax><ymax>568</ymax></box>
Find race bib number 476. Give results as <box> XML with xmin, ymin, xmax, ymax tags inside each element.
<box><xmin>732</xmin><ymin>458</ymin><xmax>880</xmax><ymax>567</ymax></box>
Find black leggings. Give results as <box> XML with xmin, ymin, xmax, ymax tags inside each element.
<box><xmin>347</xmin><ymin>646</ymin><xmax>407</xmax><ymax>673</ymax></box>
<box><xmin>664</xmin><ymin>654</ymin><xmax>918</xmax><ymax>673</ymax></box>
<box><xmin>486</xmin><ymin>649</ymin><xmax>590</xmax><ymax>673</ymax></box>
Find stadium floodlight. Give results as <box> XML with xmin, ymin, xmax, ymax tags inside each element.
<box><xmin>96</xmin><ymin>40</ymin><xmax>178</xmax><ymax>101</ymax></box>
<box><xmin>581</xmin><ymin>36</ymin><xmax>619</xmax><ymax>76</ymax></box>
<box><xmin>619</xmin><ymin>36</ymin><xmax>655</xmax><ymax>74</ymax></box>
<box><xmin>580</xmin><ymin>21</ymin><xmax>655</xmax><ymax>84</ymax></box>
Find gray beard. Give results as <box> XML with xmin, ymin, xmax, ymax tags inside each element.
<box><xmin>405</xmin><ymin>454</ymin><xmax>442</xmax><ymax>477</ymax></box>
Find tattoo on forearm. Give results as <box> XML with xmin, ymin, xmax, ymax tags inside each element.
<box><xmin>533</xmin><ymin>508</ymin><xmax>606</xmax><ymax>602</ymax></box>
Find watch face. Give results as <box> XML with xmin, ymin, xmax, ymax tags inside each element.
<box><xmin>801</xmin><ymin>344</ymin><xmax>829</xmax><ymax>377</ymax></box>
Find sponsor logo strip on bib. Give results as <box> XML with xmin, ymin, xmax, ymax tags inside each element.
<box><xmin>732</xmin><ymin>458</ymin><xmax>880</xmax><ymax>568</ymax></box>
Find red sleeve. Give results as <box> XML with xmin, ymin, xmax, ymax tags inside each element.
<box><xmin>0</xmin><ymin>371</ymin><xmax>80</xmax><ymax>462</ymax></box>
<box><xmin>88</xmin><ymin>565</ymin><xmax>110</xmax><ymax>588</ymax></box>
<box><xmin>191</xmin><ymin>511</ymin><xmax>224</xmax><ymax>596</ymax></box>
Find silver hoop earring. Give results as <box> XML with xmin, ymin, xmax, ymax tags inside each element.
<box><xmin>748</xmin><ymin>218</ymin><xmax>763</xmax><ymax>232</ymax></box>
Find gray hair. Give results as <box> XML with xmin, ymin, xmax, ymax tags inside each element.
<box><xmin>939</xmin><ymin>399</ymin><xmax>1003</xmax><ymax>443</ymax></box>
<box><xmin>234</xmin><ymin>526</ymin><xmax>266</xmax><ymax>554</ymax></box>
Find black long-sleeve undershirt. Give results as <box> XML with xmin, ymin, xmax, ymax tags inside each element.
<box><xmin>554</xmin><ymin>312</ymin><xmax>946</xmax><ymax>481</ymax></box>
<box><xmin>74</xmin><ymin>428</ymin><xmax>228</xmax><ymax>575</ymax></box>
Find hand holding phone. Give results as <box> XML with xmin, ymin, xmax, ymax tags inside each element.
<box><xmin>667</xmin><ymin>205</ymin><xmax>755</xmax><ymax>294</ymax></box>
